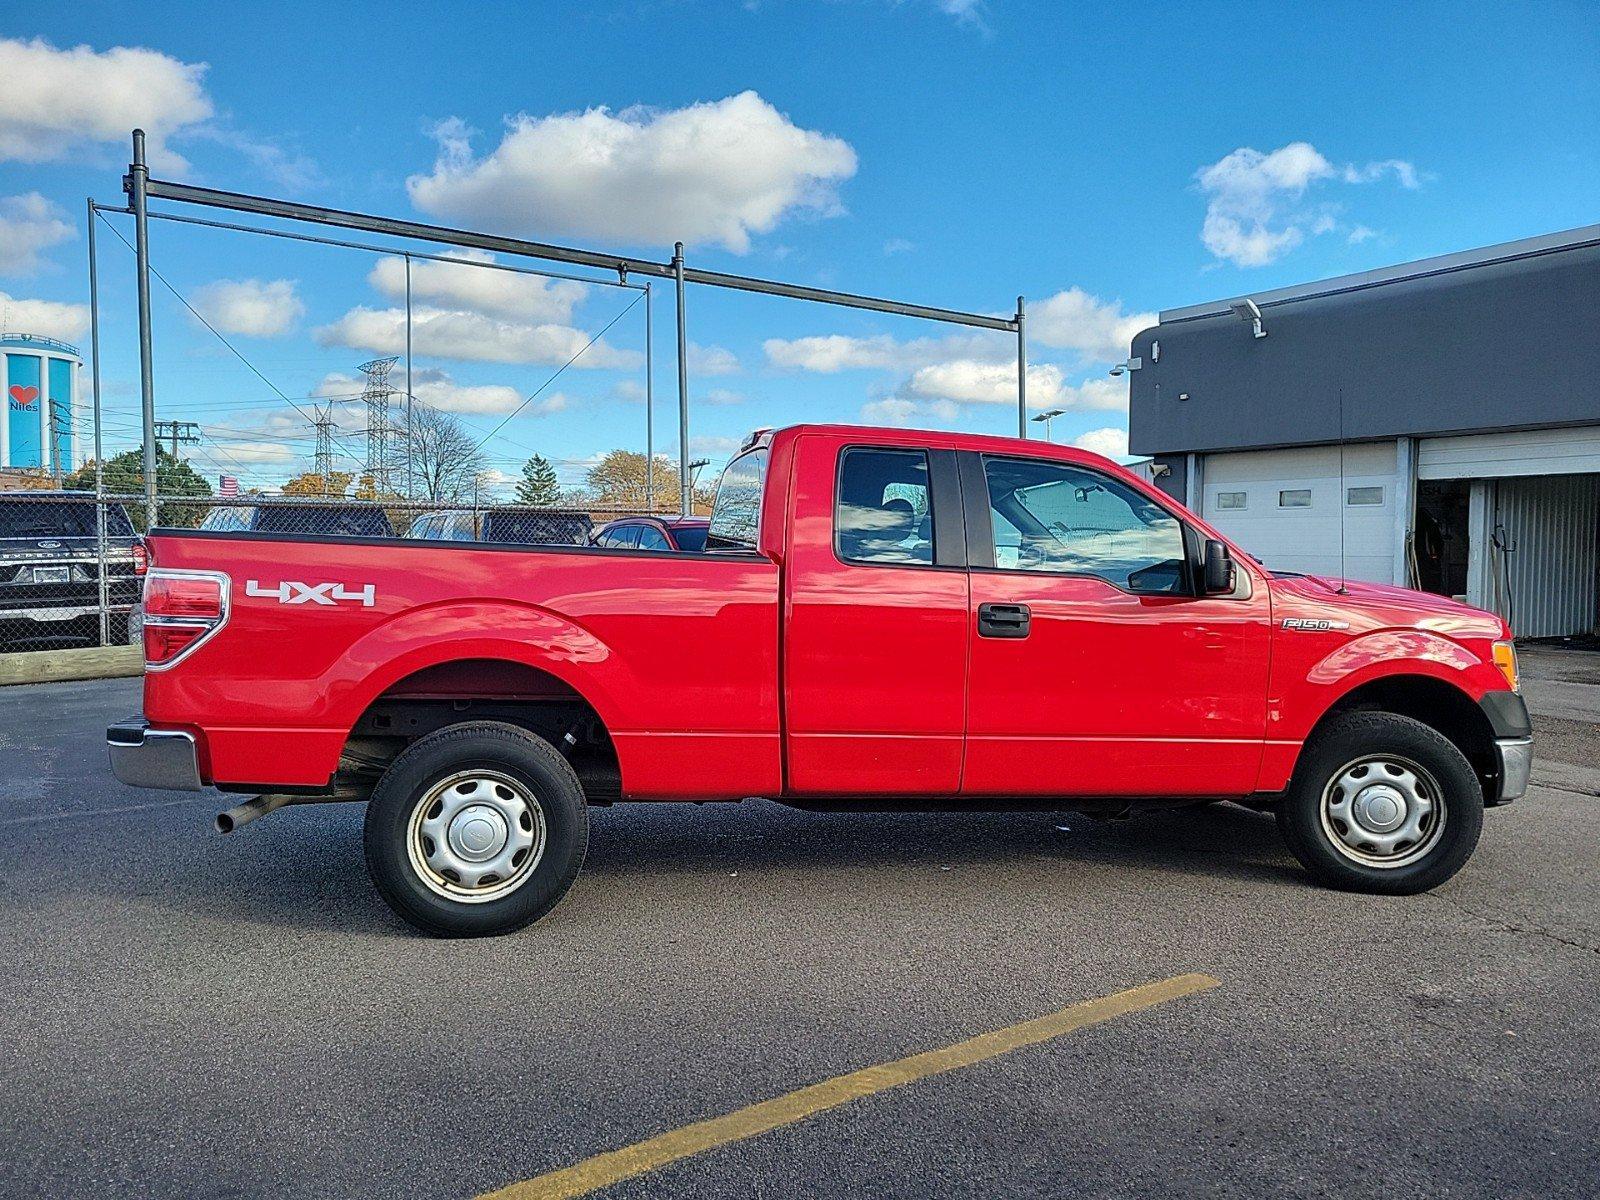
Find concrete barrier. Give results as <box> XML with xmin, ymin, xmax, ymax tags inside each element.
<box><xmin>0</xmin><ymin>644</ymin><xmax>143</xmax><ymax>686</ymax></box>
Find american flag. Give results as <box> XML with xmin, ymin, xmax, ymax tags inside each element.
<box><xmin>219</xmin><ymin>475</ymin><xmax>239</xmax><ymax>497</ymax></box>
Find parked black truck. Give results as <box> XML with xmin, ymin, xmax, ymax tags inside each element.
<box><xmin>0</xmin><ymin>492</ymin><xmax>145</xmax><ymax>651</ymax></box>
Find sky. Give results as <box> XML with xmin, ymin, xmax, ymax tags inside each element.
<box><xmin>2</xmin><ymin>0</ymin><xmax>1596</xmax><ymax>496</ymax></box>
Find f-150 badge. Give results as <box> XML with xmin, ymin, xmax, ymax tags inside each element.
<box><xmin>1282</xmin><ymin>617</ymin><xmax>1350</xmax><ymax>631</ymax></box>
<box><xmin>246</xmin><ymin>579</ymin><xmax>376</xmax><ymax>607</ymax></box>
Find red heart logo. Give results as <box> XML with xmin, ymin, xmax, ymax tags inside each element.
<box><xmin>8</xmin><ymin>385</ymin><xmax>38</xmax><ymax>408</ymax></box>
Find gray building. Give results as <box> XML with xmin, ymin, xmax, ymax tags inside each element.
<box><xmin>1129</xmin><ymin>223</ymin><xmax>1600</xmax><ymax>639</ymax></box>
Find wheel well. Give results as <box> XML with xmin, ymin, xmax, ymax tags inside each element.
<box><xmin>340</xmin><ymin>658</ymin><xmax>621</xmax><ymax>804</ymax></box>
<box><xmin>1314</xmin><ymin>675</ymin><xmax>1498</xmax><ymax>801</ymax></box>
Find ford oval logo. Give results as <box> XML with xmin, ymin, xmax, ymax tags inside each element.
<box><xmin>38</xmin><ymin>540</ymin><xmax>61</xmax><ymax>549</ymax></box>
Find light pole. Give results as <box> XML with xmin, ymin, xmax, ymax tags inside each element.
<box><xmin>1031</xmin><ymin>408</ymin><xmax>1066</xmax><ymax>442</ymax></box>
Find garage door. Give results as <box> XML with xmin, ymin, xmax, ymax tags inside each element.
<box><xmin>1419</xmin><ymin>425</ymin><xmax>1600</xmax><ymax>479</ymax></box>
<box><xmin>1202</xmin><ymin>443</ymin><xmax>1397</xmax><ymax>584</ymax></box>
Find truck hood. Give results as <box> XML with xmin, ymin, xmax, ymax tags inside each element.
<box><xmin>1268</xmin><ymin>572</ymin><xmax>1509</xmax><ymax>639</ymax></box>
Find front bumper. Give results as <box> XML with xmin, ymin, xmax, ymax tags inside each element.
<box><xmin>107</xmin><ymin>717</ymin><xmax>203</xmax><ymax>791</ymax></box>
<box><xmin>1478</xmin><ymin>691</ymin><xmax>1533</xmax><ymax>806</ymax></box>
<box><xmin>1494</xmin><ymin>737</ymin><xmax>1533</xmax><ymax>804</ymax></box>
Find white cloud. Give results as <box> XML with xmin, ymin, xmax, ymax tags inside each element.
<box><xmin>611</xmin><ymin>379</ymin><xmax>646</xmax><ymax>402</ymax></box>
<box><xmin>703</xmin><ymin>388</ymin><xmax>745</xmax><ymax>406</ymax></box>
<box><xmin>763</xmin><ymin>330</ymin><xmax>1003</xmax><ymax>374</ymax></box>
<box><xmin>192</xmin><ymin>278</ymin><xmax>304</xmax><ymax>338</ymax></box>
<box><xmin>0</xmin><ymin>290</ymin><xmax>90</xmax><ymax>341</ymax></box>
<box><xmin>688</xmin><ymin>342</ymin><xmax>741</xmax><ymax>376</ymax></box>
<box><xmin>203</xmin><ymin>438</ymin><xmax>300</xmax><ymax>466</ymax></box>
<box><xmin>1347</xmin><ymin>225</ymin><xmax>1378</xmax><ymax>245</ymax></box>
<box><xmin>1029</xmin><ymin>287</ymin><xmax>1155</xmax><ymax>363</ymax></box>
<box><xmin>860</xmin><ymin>396</ymin><xmax>962</xmax><ymax>428</ymax></box>
<box><xmin>0</xmin><ymin>37</ymin><xmax>212</xmax><ymax>171</ymax></box>
<box><xmin>1195</xmin><ymin>141</ymin><xmax>1421</xmax><ymax>267</ymax></box>
<box><xmin>407</xmin><ymin>92</ymin><xmax>857</xmax><ymax>253</ymax></box>
<box><xmin>368</xmin><ymin>250</ymin><xmax>586</xmax><ymax>323</ymax></box>
<box><xmin>314</xmin><ymin>305</ymin><xmax>640</xmax><ymax>369</ymax></box>
<box><xmin>882</xmin><ymin>237</ymin><xmax>916</xmax><ymax>255</ymax></box>
<box><xmin>0</xmin><ymin>193</ymin><xmax>74</xmax><ymax>275</ymax></box>
<box><xmin>903</xmin><ymin>360</ymin><xmax>1127</xmax><ymax>412</ymax></box>
<box><xmin>1072</xmin><ymin>426</ymin><xmax>1130</xmax><ymax>459</ymax></box>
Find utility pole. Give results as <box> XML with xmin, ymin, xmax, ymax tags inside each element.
<box><xmin>359</xmin><ymin>356</ymin><xmax>398</xmax><ymax>495</ymax></box>
<box><xmin>152</xmin><ymin>419</ymin><xmax>200</xmax><ymax>458</ymax></box>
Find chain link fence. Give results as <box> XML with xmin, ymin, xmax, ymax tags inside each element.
<box><xmin>0</xmin><ymin>489</ymin><xmax>674</xmax><ymax>654</ymax></box>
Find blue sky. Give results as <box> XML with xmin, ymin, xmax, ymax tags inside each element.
<box><xmin>2</xmin><ymin>0</ymin><xmax>1596</xmax><ymax>494</ymax></box>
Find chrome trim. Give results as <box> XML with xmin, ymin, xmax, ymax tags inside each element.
<box><xmin>1494</xmin><ymin>737</ymin><xmax>1533</xmax><ymax>803</ymax></box>
<box><xmin>107</xmin><ymin>721</ymin><xmax>203</xmax><ymax>791</ymax></box>
<box><xmin>142</xmin><ymin>568</ymin><xmax>231</xmax><ymax>672</ymax></box>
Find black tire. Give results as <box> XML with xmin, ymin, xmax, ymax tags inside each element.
<box><xmin>1277</xmin><ymin>711</ymin><xmax>1483</xmax><ymax>895</ymax></box>
<box><xmin>363</xmin><ymin>721</ymin><xmax>589</xmax><ymax>937</ymax></box>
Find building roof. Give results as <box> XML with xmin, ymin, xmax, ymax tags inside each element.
<box><xmin>0</xmin><ymin>332</ymin><xmax>82</xmax><ymax>358</ymax></box>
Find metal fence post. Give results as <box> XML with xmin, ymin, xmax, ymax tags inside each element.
<box><xmin>128</xmin><ymin>130</ymin><xmax>158</xmax><ymax>530</ymax></box>
<box><xmin>404</xmin><ymin>253</ymin><xmax>414</xmax><ymax>501</ymax></box>
<box><xmin>1016</xmin><ymin>295</ymin><xmax>1027</xmax><ymax>439</ymax></box>
<box><xmin>87</xmin><ymin>199</ymin><xmax>110</xmax><ymax>645</ymax></box>
<box><xmin>673</xmin><ymin>243</ymin><xmax>690</xmax><ymax>517</ymax></box>
<box><xmin>645</xmin><ymin>282</ymin><xmax>654</xmax><ymax>514</ymax></box>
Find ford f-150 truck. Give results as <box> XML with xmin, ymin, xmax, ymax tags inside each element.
<box><xmin>107</xmin><ymin>424</ymin><xmax>1532</xmax><ymax>937</ymax></box>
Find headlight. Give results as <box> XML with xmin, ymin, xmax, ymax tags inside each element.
<box><xmin>1492</xmin><ymin>640</ymin><xmax>1519</xmax><ymax>693</ymax></box>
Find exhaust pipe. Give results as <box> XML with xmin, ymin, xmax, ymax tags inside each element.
<box><xmin>215</xmin><ymin>793</ymin><xmax>293</xmax><ymax>834</ymax></box>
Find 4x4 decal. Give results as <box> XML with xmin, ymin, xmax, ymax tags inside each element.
<box><xmin>246</xmin><ymin>579</ymin><xmax>376</xmax><ymax>607</ymax></box>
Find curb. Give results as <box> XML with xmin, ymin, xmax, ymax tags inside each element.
<box><xmin>0</xmin><ymin>644</ymin><xmax>143</xmax><ymax>686</ymax></box>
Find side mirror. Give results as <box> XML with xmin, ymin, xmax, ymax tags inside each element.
<box><xmin>1203</xmin><ymin>539</ymin><xmax>1235</xmax><ymax>594</ymax></box>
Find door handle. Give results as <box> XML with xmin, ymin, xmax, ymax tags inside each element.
<box><xmin>978</xmin><ymin>602</ymin><xmax>1031</xmax><ymax>639</ymax></box>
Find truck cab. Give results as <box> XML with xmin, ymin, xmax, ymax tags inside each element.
<box><xmin>108</xmin><ymin>424</ymin><xmax>1531</xmax><ymax>937</ymax></box>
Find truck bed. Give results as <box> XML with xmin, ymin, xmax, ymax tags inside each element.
<box><xmin>144</xmin><ymin>530</ymin><xmax>782</xmax><ymax>798</ymax></box>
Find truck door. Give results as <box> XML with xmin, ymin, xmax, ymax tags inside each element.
<box><xmin>960</xmin><ymin>451</ymin><xmax>1271</xmax><ymax>797</ymax></box>
<box><xmin>784</xmin><ymin>436</ymin><xmax>969</xmax><ymax>795</ymax></box>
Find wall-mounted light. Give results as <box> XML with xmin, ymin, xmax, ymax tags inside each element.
<box><xmin>1230</xmin><ymin>298</ymin><xmax>1267</xmax><ymax>339</ymax></box>
<box><xmin>1109</xmin><ymin>356</ymin><xmax>1143</xmax><ymax>377</ymax></box>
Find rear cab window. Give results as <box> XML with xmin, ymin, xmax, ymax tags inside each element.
<box><xmin>706</xmin><ymin>449</ymin><xmax>767</xmax><ymax>551</ymax></box>
<box><xmin>835</xmin><ymin>448</ymin><xmax>935</xmax><ymax>567</ymax></box>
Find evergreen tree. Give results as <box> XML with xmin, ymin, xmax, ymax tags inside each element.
<box><xmin>515</xmin><ymin>454</ymin><xmax>562</xmax><ymax>506</ymax></box>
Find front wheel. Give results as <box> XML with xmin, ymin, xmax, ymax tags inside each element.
<box><xmin>1277</xmin><ymin>712</ymin><xmax>1483</xmax><ymax>894</ymax></box>
<box><xmin>363</xmin><ymin>722</ymin><xmax>589</xmax><ymax>937</ymax></box>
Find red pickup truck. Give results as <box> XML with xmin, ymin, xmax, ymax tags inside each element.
<box><xmin>108</xmin><ymin>424</ymin><xmax>1531</xmax><ymax>937</ymax></box>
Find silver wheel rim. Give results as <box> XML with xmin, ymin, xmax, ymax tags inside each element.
<box><xmin>1319</xmin><ymin>754</ymin><xmax>1446</xmax><ymax>869</ymax></box>
<box><xmin>406</xmin><ymin>769</ymin><xmax>546</xmax><ymax>903</ymax></box>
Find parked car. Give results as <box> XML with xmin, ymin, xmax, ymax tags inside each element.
<box><xmin>199</xmin><ymin>502</ymin><xmax>394</xmax><ymax>538</ymax></box>
<box><xmin>404</xmin><ymin>508</ymin><xmax>593</xmax><ymax>547</ymax></box>
<box><xmin>109</xmin><ymin>424</ymin><xmax>1531</xmax><ymax>937</ymax></box>
<box><xmin>592</xmin><ymin>515</ymin><xmax>710</xmax><ymax>552</ymax></box>
<box><xmin>0</xmin><ymin>491</ymin><xmax>144</xmax><ymax>650</ymax></box>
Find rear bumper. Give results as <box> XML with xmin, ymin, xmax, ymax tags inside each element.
<box><xmin>107</xmin><ymin>717</ymin><xmax>203</xmax><ymax>792</ymax></box>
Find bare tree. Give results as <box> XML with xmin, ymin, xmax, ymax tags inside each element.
<box><xmin>391</xmin><ymin>404</ymin><xmax>487</xmax><ymax>503</ymax></box>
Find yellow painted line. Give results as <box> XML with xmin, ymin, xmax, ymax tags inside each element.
<box><xmin>475</xmin><ymin>972</ymin><xmax>1220</xmax><ymax>1200</ymax></box>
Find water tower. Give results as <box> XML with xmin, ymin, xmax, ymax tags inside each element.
<box><xmin>0</xmin><ymin>332</ymin><xmax>83</xmax><ymax>478</ymax></box>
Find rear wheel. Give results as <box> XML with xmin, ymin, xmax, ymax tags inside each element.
<box><xmin>363</xmin><ymin>721</ymin><xmax>588</xmax><ymax>937</ymax></box>
<box><xmin>1277</xmin><ymin>711</ymin><xmax>1483</xmax><ymax>894</ymax></box>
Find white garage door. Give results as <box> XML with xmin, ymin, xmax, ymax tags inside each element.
<box><xmin>1201</xmin><ymin>443</ymin><xmax>1397</xmax><ymax>584</ymax></box>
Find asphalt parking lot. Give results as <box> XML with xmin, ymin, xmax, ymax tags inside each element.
<box><xmin>3</xmin><ymin>657</ymin><xmax>1598</xmax><ymax>1199</ymax></box>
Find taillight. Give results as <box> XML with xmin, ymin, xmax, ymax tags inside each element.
<box><xmin>142</xmin><ymin>569</ymin><xmax>229</xmax><ymax>669</ymax></box>
<box><xmin>131</xmin><ymin>542</ymin><xmax>148</xmax><ymax>576</ymax></box>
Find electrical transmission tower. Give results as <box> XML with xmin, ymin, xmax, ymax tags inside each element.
<box><xmin>311</xmin><ymin>404</ymin><xmax>336</xmax><ymax>489</ymax></box>
<box><xmin>358</xmin><ymin>356</ymin><xmax>399</xmax><ymax>494</ymax></box>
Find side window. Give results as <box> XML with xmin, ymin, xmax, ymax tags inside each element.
<box><xmin>707</xmin><ymin>449</ymin><xmax>766</xmax><ymax>551</ymax></box>
<box><xmin>982</xmin><ymin>456</ymin><xmax>1187</xmax><ymax>595</ymax></box>
<box><xmin>635</xmin><ymin>525</ymin><xmax>671</xmax><ymax>551</ymax></box>
<box><xmin>614</xmin><ymin>525</ymin><xmax>643</xmax><ymax>549</ymax></box>
<box><xmin>836</xmin><ymin>447</ymin><xmax>934</xmax><ymax>567</ymax></box>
